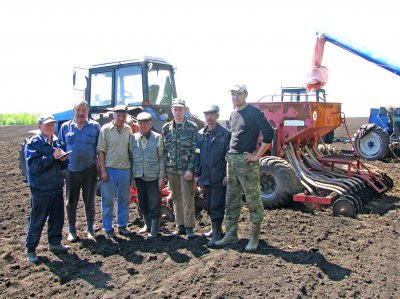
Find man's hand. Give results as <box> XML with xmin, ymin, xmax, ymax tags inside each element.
<box><xmin>158</xmin><ymin>178</ymin><xmax>166</xmax><ymax>190</ymax></box>
<box><xmin>100</xmin><ymin>169</ymin><xmax>108</xmax><ymax>182</ymax></box>
<box><xmin>131</xmin><ymin>177</ymin><xmax>136</xmax><ymax>188</ymax></box>
<box><xmin>53</xmin><ymin>148</ymin><xmax>65</xmax><ymax>159</ymax></box>
<box><xmin>243</xmin><ymin>151</ymin><xmax>259</xmax><ymax>163</ymax></box>
<box><xmin>184</xmin><ymin>171</ymin><xmax>193</xmax><ymax>181</ymax></box>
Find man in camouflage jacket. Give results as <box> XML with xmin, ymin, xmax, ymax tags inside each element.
<box><xmin>162</xmin><ymin>98</ymin><xmax>198</xmax><ymax>238</ymax></box>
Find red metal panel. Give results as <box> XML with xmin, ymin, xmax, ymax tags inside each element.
<box><xmin>250</xmin><ymin>101</ymin><xmax>341</xmax><ymax>145</ymax></box>
<box><xmin>293</xmin><ymin>194</ymin><xmax>333</xmax><ymax>205</ymax></box>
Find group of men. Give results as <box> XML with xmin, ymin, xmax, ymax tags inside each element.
<box><xmin>24</xmin><ymin>84</ymin><xmax>274</xmax><ymax>263</ymax></box>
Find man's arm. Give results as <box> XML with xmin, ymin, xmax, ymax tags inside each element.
<box><xmin>98</xmin><ymin>151</ymin><xmax>108</xmax><ymax>182</ymax></box>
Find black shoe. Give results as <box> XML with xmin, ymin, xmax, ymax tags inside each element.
<box><xmin>118</xmin><ymin>226</ymin><xmax>131</xmax><ymax>236</ymax></box>
<box><xmin>185</xmin><ymin>227</ymin><xmax>195</xmax><ymax>239</ymax></box>
<box><xmin>171</xmin><ymin>225</ymin><xmax>185</xmax><ymax>236</ymax></box>
<box><xmin>105</xmin><ymin>229</ymin><xmax>116</xmax><ymax>239</ymax></box>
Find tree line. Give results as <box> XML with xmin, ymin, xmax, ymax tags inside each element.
<box><xmin>0</xmin><ymin>113</ymin><xmax>40</xmax><ymax>125</ymax></box>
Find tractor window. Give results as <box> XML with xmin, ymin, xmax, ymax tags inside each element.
<box><xmin>90</xmin><ymin>72</ymin><xmax>113</xmax><ymax>107</ymax></box>
<box><xmin>148</xmin><ymin>68</ymin><xmax>173</xmax><ymax>105</ymax></box>
<box><xmin>116</xmin><ymin>66</ymin><xmax>143</xmax><ymax>105</ymax></box>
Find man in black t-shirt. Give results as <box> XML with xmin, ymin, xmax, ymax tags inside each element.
<box><xmin>215</xmin><ymin>84</ymin><xmax>274</xmax><ymax>252</ymax></box>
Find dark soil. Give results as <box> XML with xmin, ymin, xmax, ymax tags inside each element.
<box><xmin>0</xmin><ymin>123</ymin><xmax>399</xmax><ymax>298</ymax></box>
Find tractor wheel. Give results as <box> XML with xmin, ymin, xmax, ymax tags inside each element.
<box><xmin>18</xmin><ymin>139</ymin><xmax>28</xmax><ymax>182</ymax></box>
<box><xmin>259</xmin><ymin>156</ymin><xmax>299</xmax><ymax>209</ymax></box>
<box><xmin>352</xmin><ymin>125</ymin><xmax>390</xmax><ymax>160</ymax></box>
<box><xmin>160</xmin><ymin>204</ymin><xmax>175</xmax><ymax>223</ymax></box>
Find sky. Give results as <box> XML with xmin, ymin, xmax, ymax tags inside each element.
<box><xmin>0</xmin><ymin>0</ymin><xmax>399</xmax><ymax>120</ymax></box>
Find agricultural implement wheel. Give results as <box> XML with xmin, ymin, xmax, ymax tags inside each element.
<box><xmin>259</xmin><ymin>156</ymin><xmax>299</xmax><ymax>209</ymax></box>
<box><xmin>332</xmin><ymin>197</ymin><xmax>357</xmax><ymax>218</ymax></box>
<box><xmin>352</xmin><ymin>124</ymin><xmax>389</xmax><ymax>160</ymax></box>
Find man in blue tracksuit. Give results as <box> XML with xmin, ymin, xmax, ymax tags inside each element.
<box><xmin>194</xmin><ymin>104</ymin><xmax>231</xmax><ymax>247</ymax></box>
<box><xmin>25</xmin><ymin>115</ymin><xmax>69</xmax><ymax>263</ymax></box>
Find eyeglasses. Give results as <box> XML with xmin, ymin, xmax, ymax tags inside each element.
<box><xmin>230</xmin><ymin>91</ymin><xmax>244</xmax><ymax>96</ymax></box>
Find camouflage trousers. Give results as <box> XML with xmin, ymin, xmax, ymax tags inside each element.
<box><xmin>225</xmin><ymin>153</ymin><xmax>264</xmax><ymax>225</ymax></box>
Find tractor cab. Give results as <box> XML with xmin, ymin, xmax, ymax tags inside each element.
<box><xmin>74</xmin><ymin>57</ymin><xmax>177</xmax><ymax>132</ymax></box>
<box><xmin>278</xmin><ymin>87</ymin><xmax>326</xmax><ymax>102</ymax></box>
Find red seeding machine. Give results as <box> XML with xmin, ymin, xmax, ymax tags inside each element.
<box><xmin>250</xmin><ymin>88</ymin><xmax>393</xmax><ymax>218</ymax></box>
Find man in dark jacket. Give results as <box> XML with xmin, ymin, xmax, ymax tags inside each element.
<box><xmin>194</xmin><ymin>104</ymin><xmax>230</xmax><ymax>247</ymax></box>
<box><xmin>25</xmin><ymin>115</ymin><xmax>69</xmax><ymax>263</ymax></box>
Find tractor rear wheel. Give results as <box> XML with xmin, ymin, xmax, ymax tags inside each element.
<box><xmin>352</xmin><ymin>125</ymin><xmax>389</xmax><ymax>160</ymax></box>
<box><xmin>259</xmin><ymin>156</ymin><xmax>299</xmax><ymax>209</ymax></box>
<box><xmin>18</xmin><ymin>139</ymin><xmax>28</xmax><ymax>182</ymax></box>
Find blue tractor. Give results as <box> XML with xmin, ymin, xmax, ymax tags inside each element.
<box><xmin>318</xmin><ymin>31</ymin><xmax>400</xmax><ymax>160</ymax></box>
<box><xmin>19</xmin><ymin>57</ymin><xmax>203</xmax><ymax>179</ymax></box>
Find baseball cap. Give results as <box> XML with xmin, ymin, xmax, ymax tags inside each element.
<box><xmin>230</xmin><ymin>84</ymin><xmax>248</xmax><ymax>93</ymax></box>
<box><xmin>171</xmin><ymin>98</ymin><xmax>186</xmax><ymax>108</ymax></box>
<box><xmin>38</xmin><ymin>115</ymin><xmax>56</xmax><ymax>124</ymax></box>
<box><xmin>136</xmin><ymin>112</ymin><xmax>152</xmax><ymax>121</ymax></box>
<box><xmin>113</xmin><ymin>105</ymin><xmax>128</xmax><ymax>114</ymax></box>
<box><xmin>203</xmin><ymin>104</ymin><xmax>220</xmax><ymax>113</ymax></box>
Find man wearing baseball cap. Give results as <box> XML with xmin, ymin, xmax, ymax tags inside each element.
<box><xmin>97</xmin><ymin>105</ymin><xmax>133</xmax><ymax>238</ymax></box>
<box><xmin>25</xmin><ymin>114</ymin><xmax>70</xmax><ymax>262</ymax></box>
<box><xmin>162</xmin><ymin>98</ymin><xmax>198</xmax><ymax>238</ymax></box>
<box><xmin>215</xmin><ymin>84</ymin><xmax>274</xmax><ymax>252</ymax></box>
<box><xmin>130</xmin><ymin>112</ymin><xmax>165</xmax><ymax>239</ymax></box>
<box><xmin>194</xmin><ymin>104</ymin><xmax>230</xmax><ymax>247</ymax></box>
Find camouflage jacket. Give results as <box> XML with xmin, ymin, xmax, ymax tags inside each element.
<box><xmin>162</xmin><ymin>119</ymin><xmax>197</xmax><ymax>174</ymax></box>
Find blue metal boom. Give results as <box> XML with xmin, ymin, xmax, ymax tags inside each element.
<box><xmin>319</xmin><ymin>31</ymin><xmax>400</xmax><ymax>76</ymax></box>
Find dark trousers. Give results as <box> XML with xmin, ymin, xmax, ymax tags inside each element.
<box><xmin>65</xmin><ymin>166</ymin><xmax>97</xmax><ymax>232</ymax></box>
<box><xmin>135</xmin><ymin>178</ymin><xmax>161</xmax><ymax>219</ymax></box>
<box><xmin>204</xmin><ymin>185</ymin><xmax>226</xmax><ymax>222</ymax></box>
<box><xmin>25</xmin><ymin>191</ymin><xmax>64</xmax><ymax>252</ymax></box>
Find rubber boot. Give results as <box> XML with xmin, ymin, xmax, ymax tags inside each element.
<box><xmin>139</xmin><ymin>214</ymin><xmax>151</xmax><ymax>234</ymax></box>
<box><xmin>215</xmin><ymin>219</ymin><xmax>238</xmax><ymax>246</ymax></box>
<box><xmin>147</xmin><ymin>218</ymin><xmax>160</xmax><ymax>240</ymax></box>
<box><xmin>207</xmin><ymin>220</ymin><xmax>223</xmax><ymax>247</ymax></box>
<box><xmin>245</xmin><ymin>223</ymin><xmax>261</xmax><ymax>252</ymax></box>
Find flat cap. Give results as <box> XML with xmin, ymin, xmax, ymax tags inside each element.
<box><xmin>38</xmin><ymin>114</ymin><xmax>56</xmax><ymax>124</ymax></box>
<box><xmin>136</xmin><ymin>112</ymin><xmax>152</xmax><ymax>121</ymax></box>
<box><xmin>113</xmin><ymin>105</ymin><xmax>128</xmax><ymax>114</ymax></box>
<box><xmin>230</xmin><ymin>84</ymin><xmax>248</xmax><ymax>93</ymax></box>
<box><xmin>171</xmin><ymin>98</ymin><xmax>186</xmax><ymax>108</ymax></box>
<box><xmin>203</xmin><ymin>104</ymin><xmax>220</xmax><ymax>114</ymax></box>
